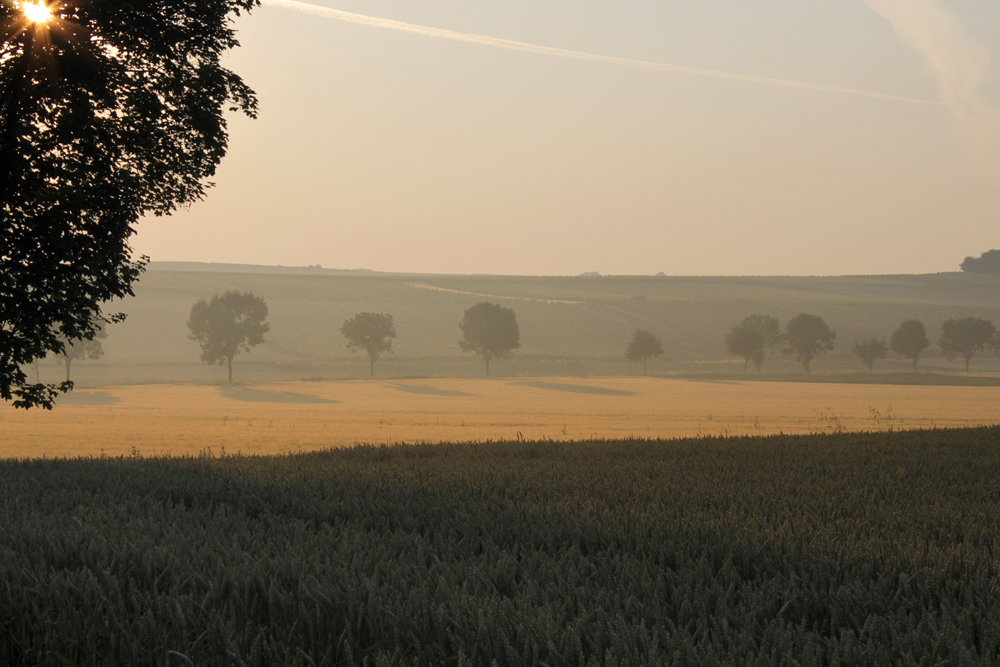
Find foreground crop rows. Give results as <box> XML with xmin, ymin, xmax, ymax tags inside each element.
<box><xmin>3</xmin><ymin>428</ymin><xmax>1000</xmax><ymax>665</ymax></box>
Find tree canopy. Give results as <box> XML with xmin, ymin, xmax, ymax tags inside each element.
<box><xmin>59</xmin><ymin>320</ymin><xmax>108</xmax><ymax>383</ymax></box>
<box><xmin>341</xmin><ymin>312</ymin><xmax>396</xmax><ymax>377</ymax></box>
<box><xmin>851</xmin><ymin>338</ymin><xmax>887</xmax><ymax>372</ymax></box>
<box><xmin>890</xmin><ymin>320</ymin><xmax>929</xmax><ymax>371</ymax></box>
<box><xmin>960</xmin><ymin>250</ymin><xmax>1000</xmax><ymax>275</ymax></box>
<box><xmin>458</xmin><ymin>302</ymin><xmax>520</xmax><ymax>377</ymax></box>
<box><xmin>724</xmin><ymin>314</ymin><xmax>783</xmax><ymax>372</ymax></box>
<box><xmin>783</xmin><ymin>313</ymin><xmax>835</xmax><ymax>373</ymax></box>
<box><xmin>939</xmin><ymin>317</ymin><xmax>995</xmax><ymax>372</ymax></box>
<box><xmin>625</xmin><ymin>329</ymin><xmax>663</xmax><ymax>375</ymax></box>
<box><xmin>187</xmin><ymin>291</ymin><xmax>269</xmax><ymax>382</ymax></box>
<box><xmin>1</xmin><ymin>0</ymin><xmax>257</xmax><ymax>408</ymax></box>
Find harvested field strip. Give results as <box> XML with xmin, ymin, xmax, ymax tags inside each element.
<box><xmin>4</xmin><ymin>428</ymin><xmax>1000</xmax><ymax>664</ymax></box>
<box><xmin>2</xmin><ymin>377</ymin><xmax>1000</xmax><ymax>458</ymax></box>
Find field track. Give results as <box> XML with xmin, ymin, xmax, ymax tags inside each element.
<box><xmin>2</xmin><ymin>377</ymin><xmax>999</xmax><ymax>458</ymax></box>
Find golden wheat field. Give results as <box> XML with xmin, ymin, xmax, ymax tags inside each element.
<box><xmin>2</xmin><ymin>377</ymin><xmax>999</xmax><ymax>458</ymax></box>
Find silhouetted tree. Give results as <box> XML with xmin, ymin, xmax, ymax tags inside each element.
<box><xmin>60</xmin><ymin>322</ymin><xmax>108</xmax><ymax>383</ymax></box>
<box><xmin>459</xmin><ymin>303</ymin><xmax>520</xmax><ymax>377</ymax></box>
<box><xmin>188</xmin><ymin>291</ymin><xmax>269</xmax><ymax>383</ymax></box>
<box><xmin>783</xmin><ymin>313</ymin><xmax>835</xmax><ymax>373</ymax></box>
<box><xmin>852</xmin><ymin>338</ymin><xmax>887</xmax><ymax>372</ymax></box>
<box><xmin>625</xmin><ymin>330</ymin><xmax>664</xmax><ymax>375</ymax></box>
<box><xmin>890</xmin><ymin>320</ymin><xmax>929</xmax><ymax>371</ymax></box>
<box><xmin>939</xmin><ymin>317</ymin><xmax>995</xmax><ymax>371</ymax></box>
<box><xmin>341</xmin><ymin>313</ymin><xmax>396</xmax><ymax>377</ymax></box>
<box><xmin>0</xmin><ymin>0</ymin><xmax>257</xmax><ymax>408</ymax></box>
<box><xmin>960</xmin><ymin>250</ymin><xmax>1000</xmax><ymax>275</ymax></box>
<box><xmin>725</xmin><ymin>315</ymin><xmax>783</xmax><ymax>372</ymax></box>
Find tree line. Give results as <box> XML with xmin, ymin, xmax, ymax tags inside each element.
<box><xmin>50</xmin><ymin>291</ymin><xmax>1000</xmax><ymax>383</ymax></box>
<box><xmin>182</xmin><ymin>292</ymin><xmax>524</xmax><ymax>381</ymax></box>
<box><xmin>725</xmin><ymin>314</ymin><xmax>1000</xmax><ymax>373</ymax></box>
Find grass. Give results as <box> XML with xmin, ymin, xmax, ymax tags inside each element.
<box><xmin>5</xmin><ymin>427</ymin><xmax>1000</xmax><ymax>664</ymax></box>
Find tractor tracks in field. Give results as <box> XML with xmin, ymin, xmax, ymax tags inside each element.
<box><xmin>407</xmin><ymin>283</ymin><xmax>586</xmax><ymax>305</ymax></box>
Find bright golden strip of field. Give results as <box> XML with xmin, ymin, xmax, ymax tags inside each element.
<box><xmin>2</xmin><ymin>377</ymin><xmax>999</xmax><ymax>458</ymax></box>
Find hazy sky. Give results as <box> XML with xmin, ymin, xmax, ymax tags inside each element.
<box><xmin>133</xmin><ymin>0</ymin><xmax>1000</xmax><ymax>276</ymax></box>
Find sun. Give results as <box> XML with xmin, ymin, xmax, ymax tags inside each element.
<box><xmin>22</xmin><ymin>2</ymin><xmax>53</xmax><ymax>23</ymax></box>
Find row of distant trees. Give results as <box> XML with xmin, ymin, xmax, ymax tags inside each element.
<box><xmin>725</xmin><ymin>314</ymin><xmax>1000</xmax><ymax>372</ymax></box>
<box><xmin>183</xmin><ymin>292</ymin><xmax>524</xmax><ymax>380</ymax></box>
<box><xmin>54</xmin><ymin>293</ymin><xmax>1000</xmax><ymax>382</ymax></box>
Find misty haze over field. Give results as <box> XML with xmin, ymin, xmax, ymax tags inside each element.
<box><xmin>40</xmin><ymin>262</ymin><xmax>1000</xmax><ymax>387</ymax></box>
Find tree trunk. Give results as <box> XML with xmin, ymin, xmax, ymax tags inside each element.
<box><xmin>65</xmin><ymin>355</ymin><xmax>71</xmax><ymax>383</ymax></box>
<box><xmin>370</xmin><ymin>357</ymin><xmax>375</xmax><ymax>378</ymax></box>
<box><xmin>912</xmin><ymin>356</ymin><xmax>918</xmax><ymax>371</ymax></box>
<box><xmin>643</xmin><ymin>358</ymin><xmax>647</xmax><ymax>376</ymax></box>
<box><xmin>485</xmin><ymin>356</ymin><xmax>491</xmax><ymax>378</ymax></box>
<box><xmin>227</xmin><ymin>357</ymin><xmax>233</xmax><ymax>383</ymax></box>
<box><xmin>965</xmin><ymin>356</ymin><xmax>971</xmax><ymax>372</ymax></box>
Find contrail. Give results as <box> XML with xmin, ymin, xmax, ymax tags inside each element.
<box><xmin>863</xmin><ymin>0</ymin><xmax>1000</xmax><ymax>178</ymax></box>
<box><xmin>262</xmin><ymin>0</ymin><xmax>942</xmax><ymax>107</ymax></box>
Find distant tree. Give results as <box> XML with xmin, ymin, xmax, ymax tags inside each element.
<box><xmin>960</xmin><ymin>250</ymin><xmax>1000</xmax><ymax>275</ymax></box>
<box><xmin>851</xmin><ymin>338</ymin><xmax>888</xmax><ymax>372</ymax></box>
<box><xmin>59</xmin><ymin>322</ymin><xmax>108</xmax><ymax>384</ymax></box>
<box><xmin>341</xmin><ymin>313</ymin><xmax>396</xmax><ymax>377</ymax></box>
<box><xmin>939</xmin><ymin>317</ymin><xmax>995</xmax><ymax>371</ymax></box>
<box><xmin>625</xmin><ymin>330</ymin><xmax>664</xmax><ymax>375</ymax></box>
<box><xmin>724</xmin><ymin>314</ymin><xmax>784</xmax><ymax>372</ymax></box>
<box><xmin>783</xmin><ymin>313</ymin><xmax>835</xmax><ymax>373</ymax></box>
<box><xmin>459</xmin><ymin>302</ymin><xmax>520</xmax><ymax>377</ymax></box>
<box><xmin>187</xmin><ymin>291</ymin><xmax>269</xmax><ymax>383</ymax></box>
<box><xmin>890</xmin><ymin>320</ymin><xmax>930</xmax><ymax>371</ymax></box>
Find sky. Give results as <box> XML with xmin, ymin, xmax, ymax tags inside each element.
<box><xmin>132</xmin><ymin>0</ymin><xmax>1000</xmax><ymax>276</ymax></box>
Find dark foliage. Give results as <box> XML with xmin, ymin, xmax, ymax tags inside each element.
<box><xmin>187</xmin><ymin>290</ymin><xmax>269</xmax><ymax>382</ymax></box>
<box><xmin>4</xmin><ymin>428</ymin><xmax>1000</xmax><ymax>664</ymax></box>
<box><xmin>890</xmin><ymin>319</ymin><xmax>930</xmax><ymax>371</ymax></box>
<box><xmin>851</xmin><ymin>337</ymin><xmax>887</xmax><ymax>372</ymax></box>
<box><xmin>938</xmin><ymin>317</ymin><xmax>994</xmax><ymax>372</ymax></box>
<box><xmin>624</xmin><ymin>329</ymin><xmax>663</xmax><ymax>375</ymax></box>
<box><xmin>960</xmin><ymin>249</ymin><xmax>1000</xmax><ymax>274</ymax></box>
<box><xmin>458</xmin><ymin>302</ymin><xmax>520</xmax><ymax>377</ymax></box>
<box><xmin>341</xmin><ymin>312</ymin><xmax>396</xmax><ymax>377</ymax></box>
<box><xmin>724</xmin><ymin>314</ymin><xmax>783</xmax><ymax>372</ymax></box>
<box><xmin>783</xmin><ymin>313</ymin><xmax>835</xmax><ymax>372</ymax></box>
<box><xmin>0</xmin><ymin>0</ymin><xmax>257</xmax><ymax>408</ymax></box>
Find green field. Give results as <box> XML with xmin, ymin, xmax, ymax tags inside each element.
<box><xmin>55</xmin><ymin>263</ymin><xmax>1000</xmax><ymax>385</ymax></box>
<box><xmin>5</xmin><ymin>428</ymin><xmax>1000</xmax><ymax>665</ymax></box>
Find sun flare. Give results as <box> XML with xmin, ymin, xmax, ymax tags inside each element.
<box><xmin>22</xmin><ymin>2</ymin><xmax>53</xmax><ymax>23</ymax></box>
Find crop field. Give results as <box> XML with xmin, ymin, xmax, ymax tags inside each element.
<box><xmin>3</xmin><ymin>377</ymin><xmax>1000</xmax><ymax>458</ymax></box>
<box><xmin>5</xmin><ymin>427</ymin><xmax>1000</xmax><ymax>665</ymax></box>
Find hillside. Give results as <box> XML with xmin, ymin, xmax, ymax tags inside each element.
<box><xmin>52</xmin><ymin>265</ymin><xmax>1000</xmax><ymax>384</ymax></box>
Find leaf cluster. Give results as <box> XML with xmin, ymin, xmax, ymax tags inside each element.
<box><xmin>458</xmin><ymin>302</ymin><xmax>520</xmax><ymax>361</ymax></box>
<box><xmin>187</xmin><ymin>290</ymin><xmax>269</xmax><ymax>366</ymax></box>
<box><xmin>1</xmin><ymin>0</ymin><xmax>257</xmax><ymax>407</ymax></box>
<box><xmin>724</xmin><ymin>314</ymin><xmax>783</xmax><ymax>372</ymax></box>
<box><xmin>624</xmin><ymin>329</ymin><xmax>663</xmax><ymax>363</ymax></box>
<box><xmin>341</xmin><ymin>312</ymin><xmax>396</xmax><ymax>361</ymax></box>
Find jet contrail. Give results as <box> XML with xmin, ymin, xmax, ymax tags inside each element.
<box><xmin>262</xmin><ymin>0</ymin><xmax>943</xmax><ymax>107</ymax></box>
